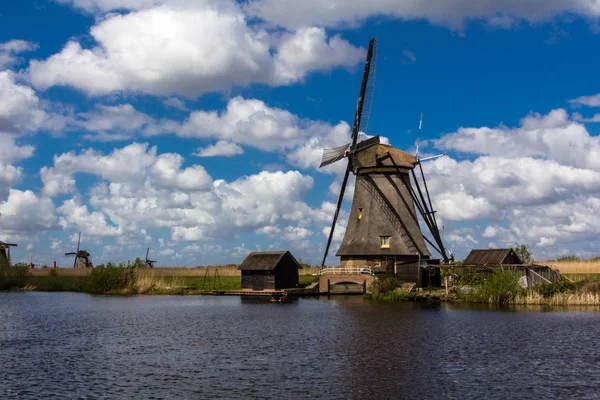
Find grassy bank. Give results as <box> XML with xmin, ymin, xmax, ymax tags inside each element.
<box><xmin>30</xmin><ymin>265</ymin><xmax>322</xmax><ymax>277</ymax></box>
<box><xmin>3</xmin><ymin>261</ymin><xmax>320</xmax><ymax>295</ymax></box>
<box><xmin>364</xmin><ymin>291</ymin><xmax>417</xmax><ymax>301</ymax></box>
<box><xmin>364</xmin><ymin>269</ymin><xmax>600</xmax><ymax>306</ymax></box>
<box><xmin>449</xmin><ymin>270</ymin><xmax>600</xmax><ymax>306</ymax></box>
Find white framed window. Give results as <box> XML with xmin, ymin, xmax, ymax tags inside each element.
<box><xmin>380</xmin><ymin>236</ymin><xmax>390</xmax><ymax>248</ymax></box>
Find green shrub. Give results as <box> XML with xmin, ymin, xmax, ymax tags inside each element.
<box><xmin>468</xmin><ymin>269</ymin><xmax>523</xmax><ymax>304</ymax></box>
<box><xmin>370</xmin><ymin>275</ymin><xmax>403</xmax><ymax>294</ymax></box>
<box><xmin>365</xmin><ymin>291</ymin><xmax>417</xmax><ymax>301</ymax></box>
<box><xmin>86</xmin><ymin>261</ymin><xmax>138</xmax><ymax>294</ymax></box>
<box><xmin>454</xmin><ymin>266</ymin><xmax>486</xmax><ymax>287</ymax></box>
<box><xmin>576</xmin><ymin>276</ymin><xmax>600</xmax><ymax>294</ymax></box>
<box><xmin>535</xmin><ymin>280</ymin><xmax>576</xmax><ymax>297</ymax></box>
<box><xmin>0</xmin><ymin>259</ymin><xmax>31</xmax><ymax>290</ymax></box>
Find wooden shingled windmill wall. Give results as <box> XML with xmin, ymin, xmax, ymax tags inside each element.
<box><xmin>0</xmin><ymin>213</ymin><xmax>17</xmax><ymax>265</ymax></box>
<box><xmin>0</xmin><ymin>241</ymin><xmax>17</xmax><ymax>265</ymax></box>
<box><xmin>320</xmin><ymin>38</ymin><xmax>448</xmax><ymax>284</ymax></box>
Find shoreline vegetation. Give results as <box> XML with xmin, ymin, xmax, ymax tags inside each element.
<box><xmin>0</xmin><ymin>259</ymin><xmax>320</xmax><ymax>295</ymax></box>
<box><xmin>3</xmin><ymin>257</ymin><xmax>600</xmax><ymax>306</ymax></box>
<box><xmin>366</xmin><ymin>268</ymin><xmax>600</xmax><ymax>306</ymax></box>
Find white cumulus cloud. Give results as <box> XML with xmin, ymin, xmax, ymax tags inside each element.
<box><xmin>193</xmin><ymin>141</ymin><xmax>244</xmax><ymax>157</ymax></box>
<box><xmin>246</xmin><ymin>0</ymin><xmax>600</xmax><ymax>30</ymax></box>
<box><xmin>28</xmin><ymin>2</ymin><xmax>364</xmax><ymax>98</ymax></box>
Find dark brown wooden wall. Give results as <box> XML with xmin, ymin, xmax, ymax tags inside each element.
<box><xmin>505</xmin><ymin>253</ymin><xmax>522</xmax><ymax>264</ymax></box>
<box><xmin>274</xmin><ymin>254</ymin><xmax>299</xmax><ymax>289</ymax></box>
<box><xmin>395</xmin><ymin>262</ymin><xmax>419</xmax><ymax>283</ymax></box>
<box><xmin>241</xmin><ymin>271</ymin><xmax>276</xmax><ymax>290</ymax></box>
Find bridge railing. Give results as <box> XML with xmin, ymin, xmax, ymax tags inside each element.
<box><xmin>320</xmin><ymin>266</ymin><xmax>373</xmax><ymax>276</ymax></box>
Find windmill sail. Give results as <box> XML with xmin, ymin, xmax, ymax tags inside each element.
<box><xmin>319</xmin><ymin>143</ymin><xmax>350</xmax><ymax>168</ymax></box>
<box><xmin>358</xmin><ymin>39</ymin><xmax>377</xmax><ymax>135</ymax></box>
<box><xmin>350</xmin><ymin>38</ymin><xmax>377</xmax><ymax>148</ymax></box>
<box><xmin>320</xmin><ymin>38</ymin><xmax>378</xmax><ymax>268</ymax></box>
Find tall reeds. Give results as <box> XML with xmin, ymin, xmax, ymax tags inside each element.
<box><xmin>514</xmin><ymin>291</ymin><xmax>600</xmax><ymax>305</ymax></box>
<box><xmin>30</xmin><ymin>265</ymin><xmax>321</xmax><ymax>277</ymax></box>
<box><xmin>544</xmin><ymin>260</ymin><xmax>600</xmax><ymax>275</ymax></box>
<box><xmin>0</xmin><ymin>259</ymin><xmax>31</xmax><ymax>290</ymax></box>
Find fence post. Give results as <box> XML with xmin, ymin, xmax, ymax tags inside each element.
<box><xmin>445</xmin><ymin>276</ymin><xmax>448</xmax><ymax>295</ymax></box>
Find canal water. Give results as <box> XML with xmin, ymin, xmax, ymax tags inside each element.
<box><xmin>1</xmin><ymin>292</ymin><xmax>600</xmax><ymax>399</ymax></box>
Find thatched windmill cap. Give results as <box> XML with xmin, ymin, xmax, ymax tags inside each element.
<box><xmin>352</xmin><ymin>144</ymin><xmax>418</xmax><ymax>170</ymax></box>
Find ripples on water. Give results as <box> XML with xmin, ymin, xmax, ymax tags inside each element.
<box><xmin>1</xmin><ymin>292</ymin><xmax>600</xmax><ymax>399</ymax></box>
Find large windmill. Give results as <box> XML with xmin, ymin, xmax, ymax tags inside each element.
<box><xmin>320</xmin><ymin>38</ymin><xmax>448</xmax><ymax>283</ymax></box>
<box><xmin>65</xmin><ymin>232</ymin><xmax>93</xmax><ymax>268</ymax></box>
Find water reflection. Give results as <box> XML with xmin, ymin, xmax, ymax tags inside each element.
<box><xmin>1</xmin><ymin>292</ymin><xmax>600</xmax><ymax>399</ymax></box>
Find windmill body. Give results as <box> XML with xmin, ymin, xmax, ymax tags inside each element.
<box><xmin>336</xmin><ymin>144</ymin><xmax>431</xmax><ymax>281</ymax></box>
<box><xmin>65</xmin><ymin>250</ymin><xmax>93</xmax><ymax>268</ymax></box>
<box><xmin>0</xmin><ymin>241</ymin><xmax>17</xmax><ymax>264</ymax></box>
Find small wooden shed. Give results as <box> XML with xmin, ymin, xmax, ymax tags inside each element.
<box><xmin>464</xmin><ymin>248</ymin><xmax>522</xmax><ymax>266</ymax></box>
<box><xmin>239</xmin><ymin>251</ymin><xmax>302</xmax><ymax>290</ymax></box>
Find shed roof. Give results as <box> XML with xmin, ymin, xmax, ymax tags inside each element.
<box><xmin>463</xmin><ymin>248</ymin><xmax>522</xmax><ymax>265</ymax></box>
<box><xmin>238</xmin><ymin>251</ymin><xmax>303</xmax><ymax>271</ymax></box>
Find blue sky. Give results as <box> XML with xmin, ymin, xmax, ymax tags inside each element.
<box><xmin>2</xmin><ymin>0</ymin><xmax>600</xmax><ymax>266</ymax></box>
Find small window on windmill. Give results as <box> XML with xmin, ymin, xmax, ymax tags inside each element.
<box><xmin>380</xmin><ymin>236</ymin><xmax>390</xmax><ymax>249</ymax></box>
<box><xmin>357</xmin><ymin>208</ymin><xmax>363</xmax><ymax>220</ymax></box>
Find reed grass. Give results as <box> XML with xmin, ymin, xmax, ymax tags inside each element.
<box><xmin>544</xmin><ymin>260</ymin><xmax>600</xmax><ymax>274</ymax></box>
<box><xmin>134</xmin><ymin>276</ymin><xmax>184</xmax><ymax>294</ymax></box>
<box><xmin>30</xmin><ymin>265</ymin><xmax>321</xmax><ymax>277</ymax></box>
<box><xmin>514</xmin><ymin>291</ymin><xmax>600</xmax><ymax>306</ymax></box>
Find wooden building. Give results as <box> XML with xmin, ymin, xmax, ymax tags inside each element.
<box><xmin>463</xmin><ymin>248</ymin><xmax>522</xmax><ymax>266</ymax></box>
<box><xmin>239</xmin><ymin>251</ymin><xmax>302</xmax><ymax>290</ymax></box>
<box><xmin>461</xmin><ymin>248</ymin><xmax>564</xmax><ymax>286</ymax></box>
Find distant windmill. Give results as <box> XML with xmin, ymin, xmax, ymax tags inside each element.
<box><xmin>65</xmin><ymin>232</ymin><xmax>93</xmax><ymax>268</ymax></box>
<box><xmin>27</xmin><ymin>252</ymin><xmax>42</xmax><ymax>269</ymax></box>
<box><xmin>320</xmin><ymin>37</ymin><xmax>448</xmax><ymax>283</ymax></box>
<box><xmin>142</xmin><ymin>248</ymin><xmax>156</xmax><ymax>268</ymax></box>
